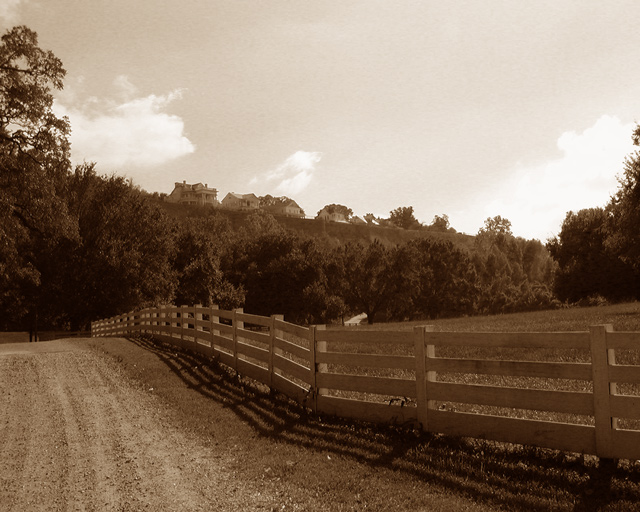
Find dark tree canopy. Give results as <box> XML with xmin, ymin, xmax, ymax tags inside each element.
<box><xmin>0</xmin><ymin>26</ymin><xmax>74</xmax><ymax>329</ymax></box>
<box><xmin>388</xmin><ymin>206</ymin><xmax>421</xmax><ymax>230</ymax></box>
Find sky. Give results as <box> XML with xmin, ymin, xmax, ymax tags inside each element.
<box><xmin>3</xmin><ymin>0</ymin><xmax>640</xmax><ymax>240</ymax></box>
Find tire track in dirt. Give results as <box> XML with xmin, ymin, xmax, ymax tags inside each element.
<box><xmin>0</xmin><ymin>340</ymin><xmax>274</xmax><ymax>511</ymax></box>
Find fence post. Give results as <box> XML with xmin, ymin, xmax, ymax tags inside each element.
<box><xmin>233</xmin><ymin>308</ymin><xmax>244</xmax><ymax>372</ymax></box>
<box><xmin>211</xmin><ymin>305</ymin><xmax>220</xmax><ymax>337</ymax></box>
<box><xmin>590</xmin><ymin>324</ymin><xmax>616</xmax><ymax>460</ymax></box>
<box><xmin>309</xmin><ymin>325</ymin><xmax>327</xmax><ymax>414</ymax></box>
<box><xmin>270</xmin><ymin>314</ymin><xmax>284</xmax><ymax>390</ymax></box>
<box><xmin>414</xmin><ymin>325</ymin><xmax>436</xmax><ymax>431</ymax></box>
<box><xmin>414</xmin><ymin>326</ymin><xmax>427</xmax><ymax>429</ymax></box>
<box><xmin>171</xmin><ymin>306</ymin><xmax>178</xmax><ymax>342</ymax></box>
<box><xmin>194</xmin><ymin>304</ymin><xmax>203</xmax><ymax>344</ymax></box>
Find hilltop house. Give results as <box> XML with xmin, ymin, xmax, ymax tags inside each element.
<box><xmin>316</xmin><ymin>206</ymin><xmax>347</xmax><ymax>223</ymax></box>
<box><xmin>168</xmin><ymin>181</ymin><xmax>218</xmax><ymax>206</ymax></box>
<box><xmin>264</xmin><ymin>199</ymin><xmax>305</xmax><ymax>218</ymax></box>
<box><xmin>221</xmin><ymin>192</ymin><xmax>260</xmax><ymax>210</ymax></box>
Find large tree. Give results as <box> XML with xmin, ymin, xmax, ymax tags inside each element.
<box><xmin>0</xmin><ymin>26</ymin><xmax>75</xmax><ymax>329</ymax></box>
<box><xmin>388</xmin><ymin>206</ymin><xmax>421</xmax><ymax>230</ymax></box>
<box><xmin>46</xmin><ymin>165</ymin><xmax>177</xmax><ymax>329</ymax></box>
<box><xmin>606</xmin><ymin>124</ymin><xmax>640</xmax><ymax>276</ymax></box>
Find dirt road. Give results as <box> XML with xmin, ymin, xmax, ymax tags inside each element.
<box><xmin>0</xmin><ymin>339</ymin><xmax>272</xmax><ymax>511</ymax></box>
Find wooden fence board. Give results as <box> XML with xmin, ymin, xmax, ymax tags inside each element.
<box><xmin>429</xmin><ymin>357</ymin><xmax>593</xmax><ymax>381</ymax></box>
<box><xmin>213</xmin><ymin>348</ymin><xmax>235</xmax><ymax>368</ymax></box>
<box><xmin>609</xmin><ymin>395</ymin><xmax>640</xmax><ymax>419</ymax></box>
<box><xmin>236</xmin><ymin>358</ymin><xmax>270</xmax><ymax>386</ymax></box>
<box><xmin>429</xmin><ymin>331</ymin><xmax>591</xmax><ymax>350</ymax></box>
<box><xmin>237</xmin><ymin>312</ymin><xmax>272</xmax><ymax>327</ymax></box>
<box><xmin>607</xmin><ymin>332</ymin><xmax>640</xmax><ymax>349</ymax></box>
<box><xmin>211</xmin><ymin>322</ymin><xmax>234</xmax><ymax>335</ymax></box>
<box><xmin>236</xmin><ymin>341</ymin><xmax>269</xmax><ymax>364</ymax></box>
<box><xmin>316</xmin><ymin>395</ymin><xmax>418</xmax><ymax>425</ymax></box>
<box><xmin>316</xmin><ymin>373</ymin><xmax>416</xmax><ymax>398</ymax></box>
<box><xmin>273</xmin><ymin>353</ymin><xmax>312</xmax><ymax>383</ymax></box>
<box><xmin>429</xmin><ymin>382</ymin><xmax>594</xmax><ymax>416</ymax></box>
<box><xmin>608</xmin><ymin>365</ymin><xmax>640</xmax><ymax>384</ymax></box>
<box><xmin>211</xmin><ymin>334</ymin><xmax>234</xmax><ymax>352</ymax></box>
<box><xmin>316</xmin><ymin>351</ymin><xmax>415</xmax><ymax>370</ymax></box>
<box><xmin>213</xmin><ymin>308</ymin><xmax>234</xmax><ymax>320</ymax></box>
<box><xmin>237</xmin><ymin>328</ymin><xmax>270</xmax><ymax>345</ymax></box>
<box><xmin>271</xmin><ymin>373</ymin><xmax>309</xmax><ymax>404</ymax></box>
<box><xmin>274</xmin><ymin>319</ymin><xmax>309</xmax><ymax>340</ymax></box>
<box><xmin>316</xmin><ymin>330</ymin><xmax>414</xmax><ymax>345</ymax></box>
<box><xmin>428</xmin><ymin>409</ymin><xmax>597</xmax><ymax>455</ymax></box>
<box><xmin>273</xmin><ymin>336</ymin><xmax>311</xmax><ymax>361</ymax></box>
<box><xmin>611</xmin><ymin>429</ymin><xmax>640</xmax><ymax>460</ymax></box>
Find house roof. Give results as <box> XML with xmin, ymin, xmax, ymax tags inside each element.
<box><xmin>224</xmin><ymin>192</ymin><xmax>259</xmax><ymax>201</ymax></box>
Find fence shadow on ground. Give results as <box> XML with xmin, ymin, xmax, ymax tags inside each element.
<box><xmin>127</xmin><ymin>335</ymin><xmax>640</xmax><ymax>512</ymax></box>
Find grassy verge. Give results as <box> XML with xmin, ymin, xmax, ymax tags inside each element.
<box><xmin>344</xmin><ymin>301</ymin><xmax>640</xmax><ymax>333</ymax></box>
<box><xmin>86</xmin><ymin>310</ymin><xmax>640</xmax><ymax>511</ymax></box>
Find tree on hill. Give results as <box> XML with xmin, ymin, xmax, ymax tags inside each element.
<box><xmin>258</xmin><ymin>194</ymin><xmax>291</xmax><ymax>207</ymax></box>
<box><xmin>428</xmin><ymin>214</ymin><xmax>451</xmax><ymax>232</ymax></box>
<box><xmin>388</xmin><ymin>206</ymin><xmax>421</xmax><ymax>230</ymax></box>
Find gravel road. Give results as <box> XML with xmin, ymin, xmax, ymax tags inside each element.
<box><xmin>0</xmin><ymin>339</ymin><xmax>272</xmax><ymax>511</ymax></box>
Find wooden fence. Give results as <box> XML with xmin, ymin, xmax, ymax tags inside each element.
<box><xmin>91</xmin><ymin>305</ymin><xmax>640</xmax><ymax>461</ymax></box>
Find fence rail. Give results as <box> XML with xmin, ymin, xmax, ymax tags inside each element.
<box><xmin>92</xmin><ymin>307</ymin><xmax>640</xmax><ymax>461</ymax></box>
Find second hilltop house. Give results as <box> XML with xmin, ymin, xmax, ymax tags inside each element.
<box><xmin>264</xmin><ymin>199</ymin><xmax>305</xmax><ymax>218</ymax></box>
<box><xmin>221</xmin><ymin>192</ymin><xmax>260</xmax><ymax>210</ymax></box>
<box><xmin>316</xmin><ymin>205</ymin><xmax>347</xmax><ymax>223</ymax></box>
<box><xmin>168</xmin><ymin>181</ymin><xmax>218</xmax><ymax>206</ymax></box>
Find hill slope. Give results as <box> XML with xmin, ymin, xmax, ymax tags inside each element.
<box><xmin>155</xmin><ymin>200</ymin><xmax>475</xmax><ymax>249</ymax></box>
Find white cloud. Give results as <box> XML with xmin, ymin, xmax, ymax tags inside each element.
<box><xmin>0</xmin><ymin>0</ymin><xmax>24</xmax><ymax>25</ymax></box>
<box><xmin>254</xmin><ymin>151</ymin><xmax>322</xmax><ymax>196</ymax></box>
<box><xmin>484</xmin><ymin>115</ymin><xmax>635</xmax><ymax>240</ymax></box>
<box><xmin>54</xmin><ymin>76</ymin><xmax>195</xmax><ymax>169</ymax></box>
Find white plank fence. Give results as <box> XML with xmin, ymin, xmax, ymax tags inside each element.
<box><xmin>92</xmin><ymin>306</ymin><xmax>640</xmax><ymax>461</ymax></box>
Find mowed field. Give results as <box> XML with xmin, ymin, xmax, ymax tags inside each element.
<box><xmin>3</xmin><ymin>303</ymin><xmax>640</xmax><ymax>510</ymax></box>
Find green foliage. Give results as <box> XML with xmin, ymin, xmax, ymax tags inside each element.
<box><xmin>0</xmin><ymin>26</ymin><xmax>75</xmax><ymax>329</ymax></box>
<box><xmin>474</xmin><ymin>217</ymin><xmax>558</xmax><ymax>314</ymax></box>
<box><xmin>388</xmin><ymin>206</ymin><xmax>421</xmax><ymax>230</ymax></box>
<box><xmin>428</xmin><ymin>214</ymin><xmax>450</xmax><ymax>232</ymax></box>
<box><xmin>407</xmin><ymin>238</ymin><xmax>479</xmax><ymax>319</ymax></box>
<box><xmin>547</xmin><ymin>124</ymin><xmax>640</xmax><ymax>304</ymax></box>
<box><xmin>172</xmin><ymin>216</ymin><xmax>244</xmax><ymax>310</ymax></box>
<box><xmin>548</xmin><ymin>208</ymin><xmax>639</xmax><ymax>303</ymax></box>
<box><xmin>48</xmin><ymin>165</ymin><xmax>177</xmax><ymax>329</ymax></box>
<box><xmin>606</xmin><ymin>125</ymin><xmax>640</xmax><ymax>271</ymax></box>
<box><xmin>338</xmin><ymin>240</ymin><xmax>402</xmax><ymax>323</ymax></box>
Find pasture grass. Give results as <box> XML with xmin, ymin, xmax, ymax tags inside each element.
<box><xmin>323</xmin><ymin>303</ymin><xmax>640</xmax><ymax>429</ymax></box>
<box><xmin>348</xmin><ymin>301</ymin><xmax>640</xmax><ymax>333</ymax></box>
<box><xmin>87</xmin><ymin>329</ymin><xmax>640</xmax><ymax>511</ymax></box>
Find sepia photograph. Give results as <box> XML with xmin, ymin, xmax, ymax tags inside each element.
<box><xmin>2</xmin><ymin>1</ymin><xmax>640</xmax><ymax>510</ymax></box>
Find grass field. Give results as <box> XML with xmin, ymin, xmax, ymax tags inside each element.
<box><xmin>87</xmin><ymin>302</ymin><xmax>640</xmax><ymax>511</ymax></box>
<box><xmin>341</xmin><ymin>301</ymin><xmax>640</xmax><ymax>333</ymax></box>
<box><xmin>322</xmin><ymin>302</ymin><xmax>640</xmax><ymax>429</ymax></box>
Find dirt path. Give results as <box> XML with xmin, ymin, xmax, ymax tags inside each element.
<box><xmin>0</xmin><ymin>339</ymin><xmax>272</xmax><ymax>511</ymax></box>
